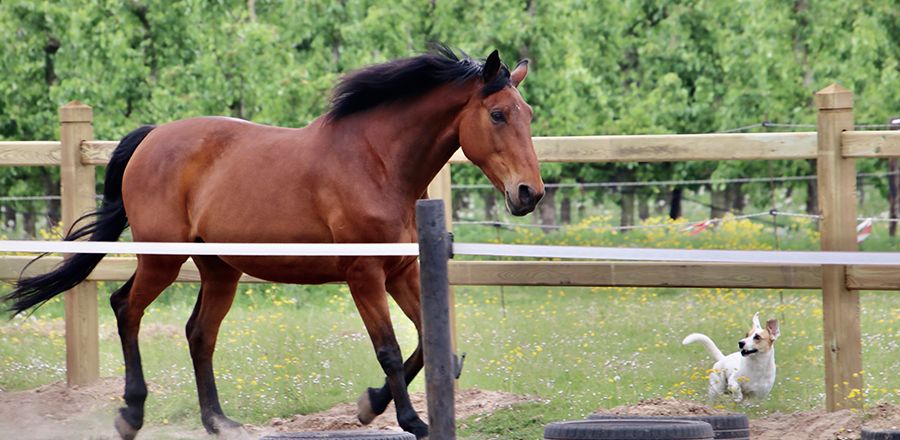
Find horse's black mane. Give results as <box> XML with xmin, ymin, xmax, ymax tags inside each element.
<box><xmin>328</xmin><ymin>44</ymin><xmax>511</xmax><ymax>119</ymax></box>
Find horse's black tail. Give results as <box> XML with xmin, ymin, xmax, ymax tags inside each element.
<box><xmin>3</xmin><ymin>125</ymin><xmax>155</xmax><ymax>315</ymax></box>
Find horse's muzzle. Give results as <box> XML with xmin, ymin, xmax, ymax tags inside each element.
<box><xmin>506</xmin><ymin>184</ymin><xmax>543</xmax><ymax>216</ymax></box>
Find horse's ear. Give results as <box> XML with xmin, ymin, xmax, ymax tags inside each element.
<box><xmin>483</xmin><ymin>50</ymin><xmax>501</xmax><ymax>82</ymax></box>
<box><xmin>511</xmin><ymin>59</ymin><xmax>529</xmax><ymax>87</ymax></box>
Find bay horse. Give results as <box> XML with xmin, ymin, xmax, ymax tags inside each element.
<box><xmin>4</xmin><ymin>45</ymin><xmax>543</xmax><ymax>439</ymax></box>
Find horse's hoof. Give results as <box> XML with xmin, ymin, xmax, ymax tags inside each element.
<box><xmin>203</xmin><ymin>414</ymin><xmax>246</xmax><ymax>436</ymax></box>
<box><xmin>357</xmin><ymin>389</ymin><xmax>377</xmax><ymax>425</ymax></box>
<box><xmin>114</xmin><ymin>413</ymin><xmax>139</xmax><ymax>440</ymax></box>
<box><xmin>212</xmin><ymin>420</ymin><xmax>250</xmax><ymax>440</ymax></box>
<box><xmin>405</xmin><ymin>420</ymin><xmax>429</xmax><ymax>439</ymax></box>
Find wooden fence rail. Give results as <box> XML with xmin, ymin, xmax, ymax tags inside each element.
<box><xmin>2</xmin><ymin>129</ymin><xmax>895</xmax><ymax>166</ymax></box>
<box><xmin>2</xmin><ymin>85</ymin><xmax>899</xmax><ymax>410</ymax></box>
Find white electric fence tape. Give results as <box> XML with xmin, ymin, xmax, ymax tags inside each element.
<box><xmin>453</xmin><ymin>243</ymin><xmax>900</xmax><ymax>266</ymax></box>
<box><xmin>1</xmin><ymin>240</ymin><xmax>900</xmax><ymax>266</ymax></box>
<box><xmin>0</xmin><ymin>240</ymin><xmax>419</xmax><ymax>256</ymax></box>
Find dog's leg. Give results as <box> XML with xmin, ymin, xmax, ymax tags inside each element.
<box><xmin>708</xmin><ymin>368</ymin><xmax>725</xmax><ymax>404</ymax></box>
<box><xmin>728</xmin><ymin>373</ymin><xmax>744</xmax><ymax>402</ymax></box>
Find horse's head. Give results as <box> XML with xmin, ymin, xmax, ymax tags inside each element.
<box><xmin>458</xmin><ymin>50</ymin><xmax>544</xmax><ymax>216</ymax></box>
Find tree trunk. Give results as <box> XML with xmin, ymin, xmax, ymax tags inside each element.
<box><xmin>247</xmin><ymin>0</ymin><xmax>257</xmax><ymax>21</ymax></box>
<box><xmin>620</xmin><ymin>188</ymin><xmax>635</xmax><ymax>229</ymax></box>
<box><xmin>38</xmin><ymin>168</ymin><xmax>61</xmax><ymax>227</ymax></box>
<box><xmin>2</xmin><ymin>206</ymin><xmax>15</xmax><ymax>230</ymax></box>
<box><xmin>537</xmin><ymin>186</ymin><xmax>557</xmax><ymax>233</ymax></box>
<box><xmin>638</xmin><ymin>194</ymin><xmax>650</xmax><ymax>220</ymax></box>
<box><xmin>560</xmin><ymin>195</ymin><xmax>572</xmax><ymax>224</ymax></box>
<box><xmin>806</xmin><ymin>160</ymin><xmax>818</xmax><ymax>215</ymax></box>
<box><xmin>890</xmin><ymin>158</ymin><xmax>898</xmax><ymax>237</ymax></box>
<box><xmin>710</xmin><ymin>185</ymin><xmax>728</xmax><ymax>218</ymax></box>
<box><xmin>729</xmin><ymin>183</ymin><xmax>745</xmax><ymax>213</ymax></box>
<box><xmin>655</xmin><ymin>193</ymin><xmax>667</xmax><ymax>216</ymax></box>
<box><xmin>451</xmin><ymin>189</ymin><xmax>465</xmax><ymax>221</ymax></box>
<box><xmin>857</xmin><ymin>175</ymin><xmax>865</xmax><ymax>207</ymax></box>
<box><xmin>23</xmin><ymin>210</ymin><xmax>36</xmax><ymax>237</ymax></box>
<box><xmin>669</xmin><ymin>187</ymin><xmax>683</xmax><ymax>219</ymax></box>
<box><xmin>483</xmin><ymin>191</ymin><xmax>496</xmax><ymax>221</ymax></box>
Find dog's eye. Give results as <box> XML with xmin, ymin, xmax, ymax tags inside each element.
<box><xmin>753</xmin><ymin>334</ymin><xmax>761</xmax><ymax>341</ymax></box>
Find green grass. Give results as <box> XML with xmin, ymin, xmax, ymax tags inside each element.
<box><xmin>453</xmin><ymin>287</ymin><xmax>898</xmax><ymax>439</ymax></box>
<box><xmin>1</xmin><ymin>217</ymin><xmax>899</xmax><ymax>438</ymax></box>
<box><xmin>1</xmin><ymin>283</ymin><xmax>898</xmax><ymax>439</ymax></box>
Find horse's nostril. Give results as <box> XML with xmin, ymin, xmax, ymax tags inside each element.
<box><xmin>518</xmin><ymin>184</ymin><xmax>535</xmax><ymax>206</ymax></box>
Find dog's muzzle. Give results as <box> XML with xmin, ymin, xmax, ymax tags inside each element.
<box><xmin>740</xmin><ymin>349</ymin><xmax>759</xmax><ymax>357</ymax></box>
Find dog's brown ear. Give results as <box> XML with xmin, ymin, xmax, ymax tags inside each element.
<box><xmin>767</xmin><ymin>319</ymin><xmax>780</xmax><ymax>340</ymax></box>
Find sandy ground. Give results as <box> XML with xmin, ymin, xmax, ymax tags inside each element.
<box><xmin>0</xmin><ymin>379</ymin><xmax>534</xmax><ymax>439</ymax></box>
<box><xmin>0</xmin><ymin>379</ymin><xmax>897</xmax><ymax>439</ymax></box>
<box><xmin>595</xmin><ymin>397</ymin><xmax>900</xmax><ymax>440</ymax></box>
<box><xmin>253</xmin><ymin>388</ymin><xmax>536</xmax><ymax>437</ymax></box>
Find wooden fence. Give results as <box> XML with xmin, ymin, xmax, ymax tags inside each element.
<box><xmin>1</xmin><ymin>84</ymin><xmax>898</xmax><ymax>411</ymax></box>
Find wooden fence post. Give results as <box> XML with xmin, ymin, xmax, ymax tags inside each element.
<box><xmin>428</xmin><ymin>164</ymin><xmax>453</xmax><ymax>232</ymax></box>
<box><xmin>416</xmin><ymin>199</ymin><xmax>455</xmax><ymax>440</ymax></box>
<box><xmin>59</xmin><ymin>101</ymin><xmax>99</xmax><ymax>387</ymax></box>
<box><xmin>428</xmin><ymin>165</ymin><xmax>458</xmax><ymax>358</ymax></box>
<box><xmin>815</xmin><ymin>84</ymin><xmax>863</xmax><ymax>411</ymax></box>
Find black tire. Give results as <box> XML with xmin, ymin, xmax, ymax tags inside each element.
<box><xmin>587</xmin><ymin>413</ymin><xmax>749</xmax><ymax>440</ymax></box>
<box><xmin>544</xmin><ymin>419</ymin><xmax>714</xmax><ymax>440</ymax></box>
<box><xmin>862</xmin><ymin>428</ymin><xmax>900</xmax><ymax>440</ymax></box>
<box><xmin>260</xmin><ymin>430</ymin><xmax>416</xmax><ymax>440</ymax></box>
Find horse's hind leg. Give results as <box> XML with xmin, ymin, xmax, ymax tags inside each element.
<box><xmin>358</xmin><ymin>262</ymin><xmax>424</xmax><ymax>425</ymax></box>
<box><xmin>347</xmin><ymin>259</ymin><xmax>428</xmax><ymax>438</ymax></box>
<box><xmin>186</xmin><ymin>255</ymin><xmax>243</xmax><ymax>434</ymax></box>
<box><xmin>110</xmin><ymin>255</ymin><xmax>185</xmax><ymax>440</ymax></box>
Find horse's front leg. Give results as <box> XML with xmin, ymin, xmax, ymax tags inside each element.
<box><xmin>357</xmin><ymin>262</ymin><xmax>424</xmax><ymax>425</ymax></box>
<box><xmin>347</xmin><ymin>259</ymin><xmax>428</xmax><ymax>439</ymax></box>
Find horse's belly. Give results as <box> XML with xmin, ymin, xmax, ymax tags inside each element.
<box><xmin>218</xmin><ymin>256</ymin><xmax>345</xmax><ymax>284</ymax></box>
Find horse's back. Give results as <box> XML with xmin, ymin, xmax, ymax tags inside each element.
<box><xmin>122</xmin><ymin>117</ymin><xmax>320</xmax><ymax>242</ymax></box>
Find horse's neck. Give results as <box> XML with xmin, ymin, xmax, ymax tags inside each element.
<box><xmin>358</xmin><ymin>86</ymin><xmax>471</xmax><ymax>199</ymax></box>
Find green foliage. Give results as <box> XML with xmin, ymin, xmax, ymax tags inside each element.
<box><xmin>2</xmin><ymin>0</ymin><xmax>898</xmax><ymax>215</ymax></box>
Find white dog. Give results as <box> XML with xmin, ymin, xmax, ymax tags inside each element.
<box><xmin>682</xmin><ymin>312</ymin><xmax>780</xmax><ymax>403</ymax></box>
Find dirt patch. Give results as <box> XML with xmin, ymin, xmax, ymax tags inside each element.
<box><xmin>593</xmin><ymin>398</ymin><xmax>900</xmax><ymax>440</ymax></box>
<box><xmin>0</xmin><ymin>379</ymin><xmax>534</xmax><ymax>439</ymax></box>
<box><xmin>862</xmin><ymin>402</ymin><xmax>900</xmax><ymax>431</ymax></box>
<box><xmin>254</xmin><ymin>389</ymin><xmax>537</xmax><ymax>436</ymax></box>
<box><xmin>0</xmin><ymin>377</ymin><xmax>210</xmax><ymax>440</ymax></box>
<box><xmin>595</xmin><ymin>397</ymin><xmax>729</xmax><ymax>416</ymax></box>
<box><xmin>2</xmin><ymin>379</ymin><xmax>896</xmax><ymax>440</ymax></box>
<box><xmin>0</xmin><ymin>377</ymin><xmax>123</xmax><ymax>439</ymax></box>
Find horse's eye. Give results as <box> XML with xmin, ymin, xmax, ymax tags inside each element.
<box><xmin>753</xmin><ymin>334</ymin><xmax>761</xmax><ymax>341</ymax></box>
<box><xmin>490</xmin><ymin>110</ymin><xmax>506</xmax><ymax>124</ymax></box>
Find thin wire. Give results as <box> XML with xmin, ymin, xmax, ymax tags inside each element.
<box><xmin>451</xmin><ymin>171</ymin><xmax>897</xmax><ymax>190</ymax></box>
<box><xmin>718</xmin><ymin>121</ymin><xmax>895</xmax><ymax>132</ymax></box>
<box><xmin>0</xmin><ymin>195</ymin><xmax>103</xmax><ymax>202</ymax></box>
<box><xmin>454</xmin><ymin>211</ymin><xmax>773</xmax><ymax>232</ymax></box>
<box><xmin>769</xmin><ymin>210</ymin><xmax>821</xmax><ymax>220</ymax></box>
<box><xmin>720</xmin><ymin>123</ymin><xmax>763</xmax><ymax>133</ymax></box>
<box><xmin>0</xmin><ymin>196</ymin><xmax>60</xmax><ymax>202</ymax></box>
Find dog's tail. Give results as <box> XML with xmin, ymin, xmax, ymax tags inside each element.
<box><xmin>682</xmin><ymin>333</ymin><xmax>725</xmax><ymax>362</ymax></box>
